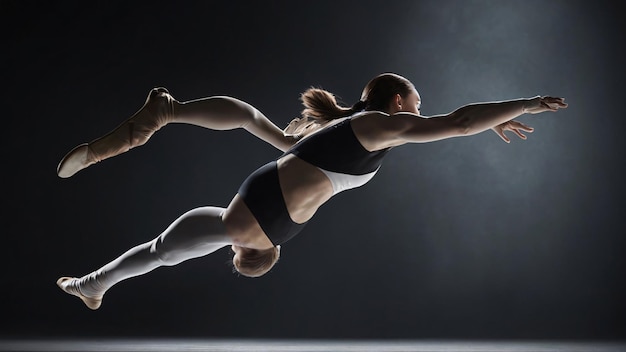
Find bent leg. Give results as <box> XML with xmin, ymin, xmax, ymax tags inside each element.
<box><xmin>57</xmin><ymin>206</ymin><xmax>232</xmax><ymax>309</ymax></box>
<box><xmin>57</xmin><ymin>89</ymin><xmax>291</xmax><ymax>178</ymax></box>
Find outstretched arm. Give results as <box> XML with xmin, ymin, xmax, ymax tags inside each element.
<box><xmin>446</xmin><ymin>96</ymin><xmax>566</xmax><ymax>136</ymax></box>
<box><xmin>173</xmin><ymin>96</ymin><xmax>297</xmax><ymax>152</ymax></box>
<box><xmin>370</xmin><ymin>96</ymin><xmax>567</xmax><ymax>147</ymax></box>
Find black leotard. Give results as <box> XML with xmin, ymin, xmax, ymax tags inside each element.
<box><xmin>238</xmin><ymin>117</ymin><xmax>390</xmax><ymax>245</ymax></box>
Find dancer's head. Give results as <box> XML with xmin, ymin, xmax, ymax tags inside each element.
<box><xmin>360</xmin><ymin>72</ymin><xmax>420</xmax><ymax>114</ymax></box>
<box><xmin>285</xmin><ymin>73</ymin><xmax>420</xmax><ymax>135</ymax></box>
<box><xmin>231</xmin><ymin>245</ymin><xmax>280</xmax><ymax>277</ymax></box>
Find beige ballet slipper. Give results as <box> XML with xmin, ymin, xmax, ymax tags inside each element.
<box><xmin>56</xmin><ymin>277</ymin><xmax>103</xmax><ymax>310</ymax></box>
<box><xmin>57</xmin><ymin>87</ymin><xmax>175</xmax><ymax>178</ymax></box>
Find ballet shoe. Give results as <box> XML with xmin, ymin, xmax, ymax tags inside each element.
<box><xmin>56</xmin><ymin>277</ymin><xmax>103</xmax><ymax>310</ymax></box>
<box><xmin>57</xmin><ymin>87</ymin><xmax>175</xmax><ymax>178</ymax></box>
<box><xmin>56</xmin><ymin>143</ymin><xmax>95</xmax><ymax>178</ymax></box>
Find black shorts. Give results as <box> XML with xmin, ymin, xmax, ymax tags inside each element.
<box><xmin>238</xmin><ymin>161</ymin><xmax>307</xmax><ymax>245</ymax></box>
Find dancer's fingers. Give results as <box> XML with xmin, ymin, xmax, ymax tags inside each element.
<box><xmin>510</xmin><ymin>120</ymin><xmax>534</xmax><ymax>132</ymax></box>
<box><xmin>512</xmin><ymin>128</ymin><xmax>527</xmax><ymax>140</ymax></box>
<box><xmin>495</xmin><ymin>129</ymin><xmax>510</xmax><ymax>143</ymax></box>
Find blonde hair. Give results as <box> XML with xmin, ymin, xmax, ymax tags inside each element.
<box><xmin>300</xmin><ymin>88</ymin><xmax>364</xmax><ymax>121</ymax></box>
<box><xmin>232</xmin><ymin>246</ymin><xmax>280</xmax><ymax>278</ymax></box>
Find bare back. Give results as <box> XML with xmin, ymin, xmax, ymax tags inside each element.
<box><xmin>223</xmin><ymin>112</ymin><xmax>398</xmax><ymax>249</ymax></box>
<box><xmin>276</xmin><ymin>112</ymin><xmax>394</xmax><ymax>223</ymax></box>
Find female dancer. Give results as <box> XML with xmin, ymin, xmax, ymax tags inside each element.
<box><xmin>56</xmin><ymin>73</ymin><xmax>567</xmax><ymax>310</ymax></box>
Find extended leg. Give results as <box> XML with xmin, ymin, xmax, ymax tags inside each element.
<box><xmin>57</xmin><ymin>89</ymin><xmax>292</xmax><ymax>178</ymax></box>
<box><xmin>57</xmin><ymin>206</ymin><xmax>231</xmax><ymax>310</ymax></box>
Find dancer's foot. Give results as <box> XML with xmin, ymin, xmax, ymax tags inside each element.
<box><xmin>57</xmin><ymin>87</ymin><xmax>175</xmax><ymax>178</ymax></box>
<box><xmin>55</xmin><ymin>143</ymin><xmax>94</xmax><ymax>179</ymax></box>
<box><xmin>56</xmin><ymin>277</ymin><xmax>103</xmax><ymax>310</ymax></box>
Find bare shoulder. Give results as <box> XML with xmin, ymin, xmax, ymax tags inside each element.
<box><xmin>352</xmin><ymin>111</ymin><xmax>461</xmax><ymax>148</ymax></box>
<box><xmin>351</xmin><ymin>111</ymin><xmax>411</xmax><ymax>151</ymax></box>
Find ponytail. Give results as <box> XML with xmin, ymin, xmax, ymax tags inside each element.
<box><xmin>300</xmin><ymin>87</ymin><xmax>366</xmax><ymax>121</ymax></box>
<box><xmin>297</xmin><ymin>73</ymin><xmax>414</xmax><ymax>121</ymax></box>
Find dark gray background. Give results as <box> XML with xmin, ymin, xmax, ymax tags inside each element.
<box><xmin>2</xmin><ymin>0</ymin><xmax>624</xmax><ymax>340</ymax></box>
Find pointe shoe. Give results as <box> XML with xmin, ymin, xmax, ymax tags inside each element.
<box><xmin>57</xmin><ymin>87</ymin><xmax>175</xmax><ymax>178</ymax></box>
<box><xmin>56</xmin><ymin>277</ymin><xmax>103</xmax><ymax>310</ymax></box>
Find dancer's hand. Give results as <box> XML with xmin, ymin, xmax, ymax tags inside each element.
<box><xmin>284</xmin><ymin>117</ymin><xmax>303</xmax><ymax>135</ymax></box>
<box><xmin>492</xmin><ymin>120</ymin><xmax>534</xmax><ymax>143</ymax></box>
<box><xmin>524</xmin><ymin>96</ymin><xmax>568</xmax><ymax>114</ymax></box>
<box><xmin>283</xmin><ymin>116</ymin><xmax>327</xmax><ymax>139</ymax></box>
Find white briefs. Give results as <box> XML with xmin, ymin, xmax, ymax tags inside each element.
<box><xmin>318</xmin><ymin>167</ymin><xmax>379</xmax><ymax>196</ymax></box>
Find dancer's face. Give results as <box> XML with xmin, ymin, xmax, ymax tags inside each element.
<box><xmin>391</xmin><ymin>89</ymin><xmax>421</xmax><ymax>115</ymax></box>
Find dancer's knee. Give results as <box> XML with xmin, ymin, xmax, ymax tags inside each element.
<box><xmin>149</xmin><ymin>207</ymin><xmax>229</xmax><ymax>265</ymax></box>
<box><xmin>149</xmin><ymin>237</ymin><xmax>177</xmax><ymax>266</ymax></box>
<box><xmin>232</xmin><ymin>245</ymin><xmax>280</xmax><ymax>278</ymax></box>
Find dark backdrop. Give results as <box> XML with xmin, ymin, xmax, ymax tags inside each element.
<box><xmin>2</xmin><ymin>0</ymin><xmax>624</xmax><ymax>340</ymax></box>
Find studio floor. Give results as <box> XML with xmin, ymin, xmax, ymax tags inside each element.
<box><xmin>1</xmin><ymin>339</ymin><xmax>625</xmax><ymax>352</ymax></box>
